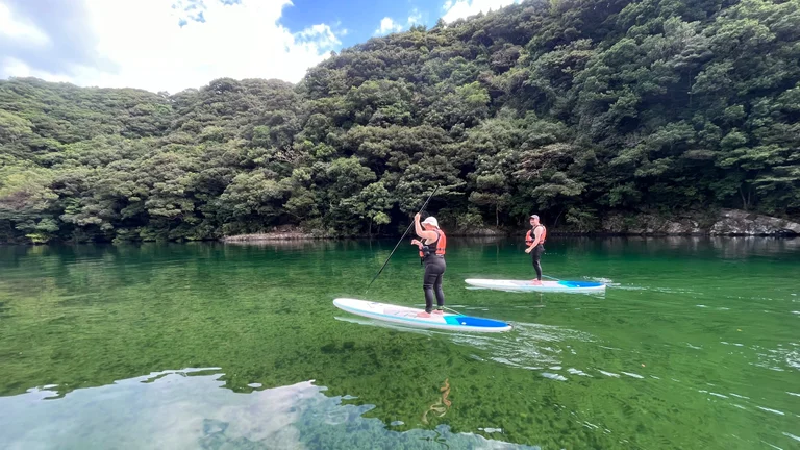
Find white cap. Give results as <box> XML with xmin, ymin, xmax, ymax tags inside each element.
<box><xmin>422</xmin><ymin>217</ymin><xmax>438</xmax><ymax>228</ymax></box>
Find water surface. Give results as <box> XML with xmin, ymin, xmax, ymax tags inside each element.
<box><xmin>1</xmin><ymin>237</ymin><xmax>798</xmax><ymax>449</ymax></box>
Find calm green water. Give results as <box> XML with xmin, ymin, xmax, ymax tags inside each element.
<box><xmin>1</xmin><ymin>237</ymin><xmax>798</xmax><ymax>449</ymax></box>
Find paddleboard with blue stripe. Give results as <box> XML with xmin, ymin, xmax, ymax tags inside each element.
<box><xmin>333</xmin><ymin>298</ymin><xmax>511</xmax><ymax>333</ymax></box>
<box><xmin>465</xmin><ymin>279</ymin><xmax>605</xmax><ymax>293</ymax></box>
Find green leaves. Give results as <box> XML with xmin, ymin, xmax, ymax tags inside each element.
<box><xmin>2</xmin><ymin>0</ymin><xmax>800</xmax><ymax>241</ymax></box>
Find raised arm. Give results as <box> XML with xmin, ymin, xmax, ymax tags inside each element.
<box><xmin>414</xmin><ymin>213</ymin><xmax>438</xmax><ymax>242</ymax></box>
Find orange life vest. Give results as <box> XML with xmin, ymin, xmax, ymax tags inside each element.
<box><xmin>419</xmin><ymin>229</ymin><xmax>447</xmax><ymax>258</ymax></box>
<box><xmin>525</xmin><ymin>225</ymin><xmax>546</xmax><ymax>246</ymax></box>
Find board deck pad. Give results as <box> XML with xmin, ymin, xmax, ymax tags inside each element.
<box><xmin>464</xmin><ymin>279</ymin><xmax>606</xmax><ymax>293</ymax></box>
<box><xmin>333</xmin><ymin>298</ymin><xmax>511</xmax><ymax>332</ymax></box>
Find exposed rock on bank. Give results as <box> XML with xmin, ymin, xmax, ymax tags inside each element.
<box><xmin>222</xmin><ymin>232</ymin><xmax>319</xmax><ymax>242</ymax></box>
<box><xmin>449</xmin><ymin>227</ymin><xmax>505</xmax><ymax>236</ymax></box>
<box><xmin>600</xmin><ymin>209</ymin><xmax>799</xmax><ymax>236</ymax></box>
<box><xmin>600</xmin><ymin>213</ymin><xmax>707</xmax><ymax>235</ymax></box>
<box><xmin>709</xmin><ymin>209</ymin><xmax>800</xmax><ymax>235</ymax></box>
<box><xmin>222</xmin><ymin>226</ymin><xmax>321</xmax><ymax>242</ymax></box>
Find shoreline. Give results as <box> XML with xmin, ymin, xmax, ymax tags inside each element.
<box><xmin>220</xmin><ymin>230</ymin><xmax>798</xmax><ymax>242</ymax></box>
<box><xmin>4</xmin><ymin>208</ymin><xmax>798</xmax><ymax>245</ymax></box>
<box><xmin>2</xmin><ymin>232</ymin><xmax>797</xmax><ymax>247</ymax></box>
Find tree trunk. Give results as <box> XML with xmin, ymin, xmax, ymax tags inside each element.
<box><xmin>553</xmin><ymin>208</ymin><xmax>564</xmax><ymax>228</ymax></box>
<box><xmin>740</xmin><ymin>186</ymin><xmax>749</xmax><ymax>210</ymax></box>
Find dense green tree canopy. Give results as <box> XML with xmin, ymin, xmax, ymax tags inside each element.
<box><xmin>1</xmin><ymin>0</ymin><xmax>799</xmax><ymax>243</ymax></box>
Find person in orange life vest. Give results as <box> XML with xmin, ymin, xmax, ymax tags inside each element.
<box><xmin>524</xmin><ymin>214</ymin><xmax>547</xmax><ymax>285</ymax></box>
<box><xmin>410</xmin><ymin>213</ymin><xmax>447</xmax><ymax>318</ymax></box>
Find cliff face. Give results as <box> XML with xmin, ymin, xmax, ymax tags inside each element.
<box><xmin>708</xmin><ymin>209</ymin><xmax>800</xmax><ymax>236</ymax></box>
<box><xmin>598</xmin><ymin>209</ymin><xmax>800</xmax><ymax>236</ymax></box>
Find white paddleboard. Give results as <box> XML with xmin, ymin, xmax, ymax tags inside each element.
<box><xmin>332</xmin><ymin>298</ymin><xmax>511</xmax><ymax>333</ymax></box>
<box><xmin>465</xmin><ymin>279</ymin><xmax>606</xmax><ymax>293</ymax></box>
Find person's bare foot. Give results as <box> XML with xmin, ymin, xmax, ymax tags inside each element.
<box><xmin>433</xmin><ymin>309</ymin><xmax>444</xmax><ymax>315</ymax></box>
<box><xmin>530</xmin><ymin>279</ymin><xmax>542</xmax><ymax>285</ymax></box>
<box><xmin>417</xmin><ymin>311</ymin><xmax>432</xmax><ymax>318</ymax></box>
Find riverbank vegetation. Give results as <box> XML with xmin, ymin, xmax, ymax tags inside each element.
<box><xmin>1</xmin><ymin>0</ymin><xmax>799</xmax><ymax>243</ymax></box>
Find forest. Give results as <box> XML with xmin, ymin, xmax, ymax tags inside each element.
<box><xmin>1</xmin><ymin>0</ymin><xmax>799</xmax><ymax>243</ymax></box>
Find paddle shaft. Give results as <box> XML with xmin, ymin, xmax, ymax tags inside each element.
<box><xmin>366</xmin><ymin>185</ymin><xmax>439</xmax><ymax>293</ymax></box>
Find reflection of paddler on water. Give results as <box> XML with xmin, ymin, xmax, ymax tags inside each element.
<box><xmin>410</xmin><ymin>213</ymin><xmax>447</xmax><ymax>318</ymax></box>
<box><xmin>422</xmin><ymin>378</ymin><xmax>452</xmax><ymax>424</ymax></box>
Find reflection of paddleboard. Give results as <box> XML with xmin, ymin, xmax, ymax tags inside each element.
<box><xmin>464</xmin><ymin>279</ymin><xmax>606</xmax><ymax>293</ymax></box>
<box><xmin>332</xmin><ymin>298</ymin><xmax>511</xmax><ymax>333</ymax></box>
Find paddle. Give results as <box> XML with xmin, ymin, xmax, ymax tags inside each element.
<box><xmin>366</xmin><ymin>184</ymin><xmax>439</xmax><ymax>293</ymax></box>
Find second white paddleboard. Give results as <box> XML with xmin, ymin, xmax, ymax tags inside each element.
<box><xmin>465</xmin><ymin>279</ymin><xmax>606</xmax><ymax>293</ymax></box>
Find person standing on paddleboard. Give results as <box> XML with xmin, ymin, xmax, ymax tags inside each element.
<box><xmin>410</xmin><ymin>213</ymin><xmax>447</xmax><ymax>318</ymax></box>
<box><xmin>524</xmin><ymin>215</ymin><xmax>546</xmax><ymax>285</ymax></box>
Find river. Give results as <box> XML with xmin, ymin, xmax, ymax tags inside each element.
<box><xmin>0</xmin><ymin>236</ymin><xmax>798</xmax><ymax>449</ymax></box>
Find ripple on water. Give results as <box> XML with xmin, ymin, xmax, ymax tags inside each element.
<box><xmin>753</xmin><ymin>343</ymin><xmax>800</xmax><ymax>372</ymax></box>
<box><xmin>452</xmin><ymin>321</ymin><xmax>593</xmax><ymax>371</ymax></box>
<box><xmin>613</xmin><ymin>285</ymin><xmax>646</xmax><ymax>291</ymax></box>
<box><xmin>597</xmin><ymin>370</ymin><xmax>620</xmax><ymax>378</ymax></box>
<box><xmin>783</xmin><ymin>432</ymin><xmax>800</xmax><ymax>443</ymax></box>
<box><xmin>787</xmin><ymin>349</ymin><xmax>800</xmax><ymax>370</ymax></box>
<box><xmin>620</xmin><ymin>372</ymin><xmax>644</xmax><ymax>379</ymax></box>
<box><xmin>756</xmin><ymin>406</ymin><xmax>785</xmax><ymax>416</ymax></box>
<box><xmin>541</xmin><ymin>373</ymin><xmax>568</xmax><ymax>381</ymax></box>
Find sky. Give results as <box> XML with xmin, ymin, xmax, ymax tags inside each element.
<box><xmin>0</xmin><ymin>0</ymin><xmax>520</xmax><ymax>94</ymax></box>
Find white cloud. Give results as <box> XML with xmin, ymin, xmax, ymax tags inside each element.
<box><xmin>0</xmin><ymin>0</ymin><xmax>341</xmax><ymax>93</ymax></box>
<box><xmin>375</xmin><ymin>7</ymin><xmax>426</xmax><ymax>36</ymax></box>
<box><xmin>407</xmin><ymin>8</ymin><xmax>423</xmax><ymax>25</ymax></box>
<box><xmin>0</xmin><ymin>57</ymin><xmax>70</xmax><ymax>82</ymax></box>
<box><xmin>0</xmin><ymin>1</ymin><xmax>50</xmax><ymax>46</ymax></box>
<box><xmin>374</xmin><ymin>17</ymin><xmax>404</xmax><ymax>36</ymax></box>
<box><xmin>442</xmin><ymin>0</ymin><xmax>520</xmax><ymax>23</ymax></box>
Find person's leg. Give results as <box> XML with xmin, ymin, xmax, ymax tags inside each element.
<box><xmin>532</xmin><ymin>245</ymin><xmax>544</xmax><ymax>284</ymax></box>
<box><xmin>419</xmin><ymin>258</ymin><xmax>445</xmax><ymax>315</ymax></box>
<box><xmin>421</xmin><ymin>262</ymin><xmax>436</xmax><ymax>316</ymax></box>
<box><xmin>436</xmin><ymin>258</ymin><xmax>447</xmax><ymax>303</ymax></box>
<box><xmin>431</xmin><ymin>274</ymin><xmax>446</xmax><ymax>314</ymax></box>
<box><xmin>434</xmin><ymin>274</ymin><xmax>445</xmax><ymax>306</ymax></box>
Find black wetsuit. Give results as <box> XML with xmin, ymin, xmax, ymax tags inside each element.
<box><xmin>531</xmin><ymin>243</ymin><xmax>545</xmax><ymax>280</ymax></box>
<box><xmin>421</xmin><ymin>235</ymin><xmax>446</xmax><ymax>313</ymax></box>
<box><xmin>530</xmin><ymin>225</ymin><xmax>545</xmax><ymax>280</ymax></box>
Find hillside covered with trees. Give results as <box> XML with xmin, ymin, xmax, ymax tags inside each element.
<box><xmin>1</xmin><ymin>0</ymin><xmax>799</xmax><ymax>243</ymax></box>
